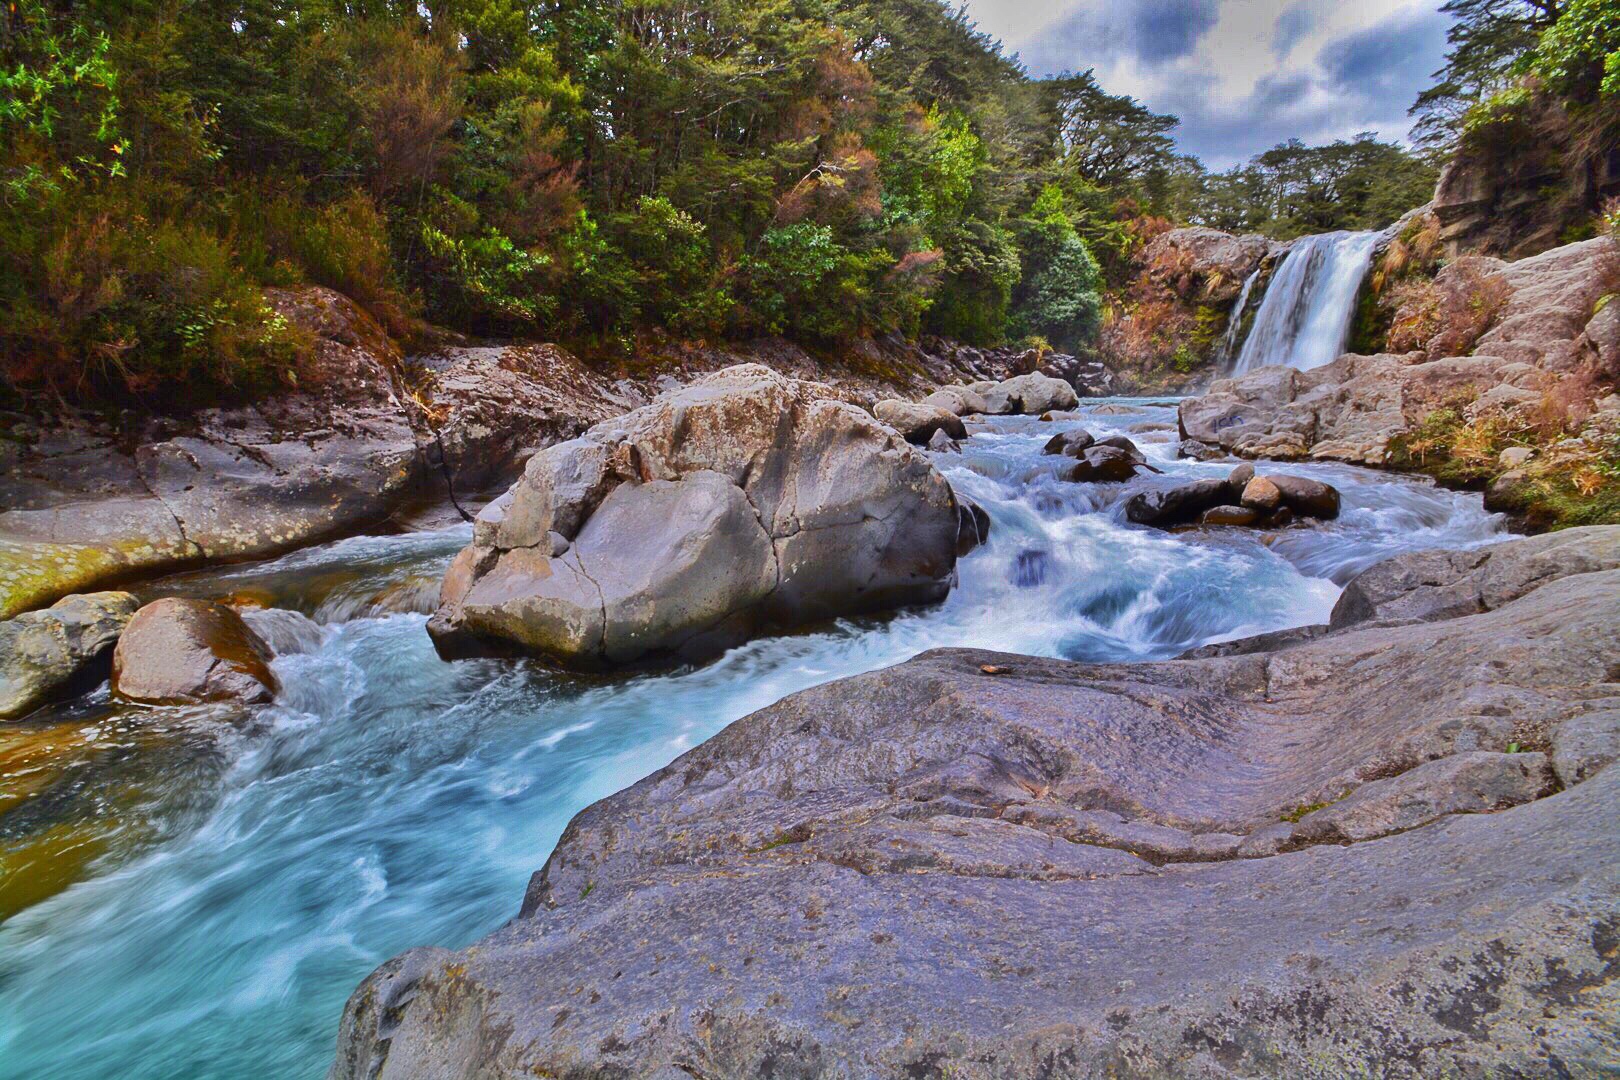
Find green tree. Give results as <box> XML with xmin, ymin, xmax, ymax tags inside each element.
<box><xmin>1009</xmin><ymin>185</ymin><xmax>1102</xmax><ymax>352</ymax></box>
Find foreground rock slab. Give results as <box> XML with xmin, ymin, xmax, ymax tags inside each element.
<box><xmin>334</xmin><ymin>528</ymin><xmax>1620</xmax><ymax>1078</ymax></box>
<box><xmin>430</xmin><ymin>365</ymin><xmax>962</xmax><ymax>668</ymax></box>
<box><xmin>112</xmin><ymin>598</ymin><xmax>278</xmax><ymax>706</ymax></box>
<box><xmin>0</xmin><ymin>592</ymin><xmax>139</xmax><ymax>719</ymax></box>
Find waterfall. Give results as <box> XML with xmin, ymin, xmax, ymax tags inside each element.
<box><xmin>1228</xmin><ymin>230</ymin><xmax>1379</xmax><ymax>376</ymax></box>
<box><xmin>1214</xmin><ymin>267</ymin><xmax>1261</xmax><ymax>366</ymax></box>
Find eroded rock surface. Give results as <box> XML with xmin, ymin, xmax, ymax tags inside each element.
<box><xmin>429</xmin><ymin>366</ymin><xmax>962</xmax><ymax>667</ymax></box>
<box><xmin>0</xmin><ymin>592</ymin><xmax>139</xmax><ymax>719</ymax></box>
<box><xmin>333</xmin><ymin>529</ymin><xmax>1620</xmax><ymax>1079</ymax></box>
<box><xmin>0</xmin><ymin>289</ymin><xmax>641</xmax><ymax>620</ymax></box>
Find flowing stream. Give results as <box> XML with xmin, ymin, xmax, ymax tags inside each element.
<box><xmin>0</xmin><ymin>401</ymin><xmax>1509</xmax><ymax>1080</ymax></box>
<box><xmin>1229</xmin><ymin>230</ymin><xmax>1379</xmax><ymax>376</ymax></box>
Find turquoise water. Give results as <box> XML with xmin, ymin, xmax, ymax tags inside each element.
<box><xmin>0</xmin><ymin>402</ymin><xmax>1508</xmax><ymax>1079</ymax></box>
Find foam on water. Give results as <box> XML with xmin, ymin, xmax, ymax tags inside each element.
<box><xmin>0</xmin><ymin>402</ymin><xmax>1508</xmax><ymax>1079</ymax></box>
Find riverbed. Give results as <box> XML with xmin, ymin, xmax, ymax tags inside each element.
<box><xmin>0</xmin><ymin>400</ymin><xmax>1509</xmax><ymax>1079</ymax></box>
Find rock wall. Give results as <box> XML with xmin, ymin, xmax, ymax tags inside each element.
<box><xmin>1432</xmin><ymin>93</ymin><xmax>1620</xmax><ymax>260</ymax></box>
<box><xmin>331</xmin><ymin>529</ymin><xmax>1620</xmax><ymax>1079</ymax></box>
<box><xmin>1097</xmin><ymin>226</ymin><xmax>1281</xmax><ymax>393</ymax></box>
<box><xmin>1179</xmin><ymin>236</ymin><xmax>1620</xmax><ymax>466</ymax></box>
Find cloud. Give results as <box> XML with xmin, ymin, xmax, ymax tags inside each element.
<box><xmin>1271</xmin><ymin>3</ymin><xmax>1316</xmax><ymax>58</ymax></box>
<box><xmin>964</xmin><ymin>0</ymin><xmax>1452</xmax><ymax>167</ymax></box>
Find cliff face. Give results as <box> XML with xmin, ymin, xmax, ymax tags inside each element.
<box><xmin>1432</xmin><ymin>93</ymin><xmax>1620</xmax><ymax>260</ymax></box>
<box><xmin>1096</xmin><ymin>227</ymin><xmax>1281</xmax><ymax>394</ymax></box>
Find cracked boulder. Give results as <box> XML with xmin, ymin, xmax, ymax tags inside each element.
<box><xmin>428</xmin><ymin>365</ymin><xmax>962</xmax><ymax>668</ymax></box>
<box><xmin>111</xmin><ymin>597</ymin><xmax>278</xmax><ymax>706</ymax></box>
<box><xmin>0</xmin><ymin>591</ymin><xmax>139</xmax><ymax>720</ymax></box>
<box><xmin>335</xmin><ymin>528</ymin><xmax>1620</xmax><ymax>1078</ymax></box>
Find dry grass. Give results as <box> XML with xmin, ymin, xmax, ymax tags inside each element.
<box><xmin>1386</xmin><ymin>257</ymin><xmax>1509</xmax><ymax>357</ymax></box>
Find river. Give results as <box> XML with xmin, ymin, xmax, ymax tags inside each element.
<box><xmin>0</xmin><ymin>400</ymin><xmax>1509</xmax><ymax>1079</ymax></box>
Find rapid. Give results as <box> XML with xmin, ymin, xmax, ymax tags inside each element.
<box><xmin>0</xmin><ymin>400</ymin><xmax>1509</xmax><ymax>1080</ymax></box>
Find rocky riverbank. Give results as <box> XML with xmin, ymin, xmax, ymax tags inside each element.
<box><xmin>0</xmin><ymin>291</ymin><xmax>1112</xmax><ymax>626</ymax></box>
<box><xmin>331</xmin><ymin>526</ymin><xmax>1620</xmax><ymax>1078</ymax></box>
<box><xmin>1177</xmin><ymin>234</ymin><xmax>1620</xmax><ymax>528</ymax></box>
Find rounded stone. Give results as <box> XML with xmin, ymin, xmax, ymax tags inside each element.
<box><xmin>111</xmin><ymin>597</ymin><xmax>278</xmax><ymax>706</ymax></box>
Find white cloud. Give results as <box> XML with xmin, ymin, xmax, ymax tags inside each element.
<box><xmin>963</xmin><ymin>0</ymin><xmax>1450</xmax><ymax>167</ymax></box>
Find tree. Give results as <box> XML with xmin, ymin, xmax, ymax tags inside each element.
<box><xmin>1010</xmin><ymin>185</ymin><xmax>1102</xmax><ymax>352</ymax></box>
<box><xmin>1409</xmin><ymin>0</ymin><xmax>1566</xmax><ymax>151</ymax></box>
<box><xmin>1041</xmin><ymin>70</ymin><xmax>1179</xmax><ymax>189</ymax></box>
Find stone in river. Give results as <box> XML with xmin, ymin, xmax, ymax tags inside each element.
<box><xmin>1042</xmin><ymin>429</ymin><xmax>1094</xmax><ymax>457</ymax></box>
<box><xmin>112</xmin><ymin>597</ymin><xmax>278</xmax><ymax>706</ymax></box>
<box><xmin>0</xmin><ymin>592</ymin><xmax>139</xmax><ymax>719</ymax></box>
<box><xmin>873</xmin><ymin>400</ymin><xmax>967</xmax><ymax>445</ymax></box>
<box><xmin>1200</xmin><ymin>504</ymin><xmax>1260</xmax><ymax>527</ymax></box>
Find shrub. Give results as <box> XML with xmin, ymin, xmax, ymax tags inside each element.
<box><xmin>1386</xmin><ymin>258</ymin><xmax>1510</xmax><ymax>357</ymax></box>
<box><xmin>236</xmin><ymin>188</ymin><xmax>419</xmax><ymax>335</ymax></box>
<box><xmin>1</xmin><ymin>203</ymin><xmax>308</xmax><ymax>401</ymax></box>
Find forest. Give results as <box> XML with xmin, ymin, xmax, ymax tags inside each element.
<box><xmin>1</xmin><ymin>0</ymin><xmax>1615</xmax><ymax>405</ymax></box>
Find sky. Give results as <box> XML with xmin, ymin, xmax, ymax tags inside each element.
<box><xmin>962</xmin><ymin>0</ymin><xmax>1453</xmax><ymax>168</ymax></box>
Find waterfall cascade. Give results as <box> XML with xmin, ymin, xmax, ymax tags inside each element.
<box><xmin>1213</xmin><ymin>267</ymin><xmax>1262</xmax><ymax>366</ymax></box>
<box><xmin>1227</xmin><ymin>230</ymin><xmax>1379</xmax><ymax>376</ymax></box>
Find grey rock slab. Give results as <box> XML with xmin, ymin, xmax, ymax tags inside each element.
<box><xmin>1288</xmin><ymin>750</ymin><xmax>1552</xmax><ymax>844</ymax></box>
<box><xmin>1552</xmin><ymin>710</ymin><xmax>1620</xmax><ymax>787</ymax></box>
<box><xmin>336</xmin><ymin>531</ymin><xmax>1620</xmax><ymax>1079</ymax></box>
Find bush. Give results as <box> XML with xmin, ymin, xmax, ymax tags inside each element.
<box><xmin>1010</xmin><ymin>186</ymin><xmax>1103</xmax><ymax>353</ymax></box>
<box><xmin>236</xmin><ymin>189</ymin><xmax>419</xmax><ymax>335</ymax></box>
<box><xmin>1386</xmin><ymin>258</ymin><xmax>1510</xmax><ymax>357</ymax></box>
<box><xmin>616</xmin><ymin>196</ymin><xmax>731</xmax><ymax>336</ymax></box>
<box><xmin>1</xmin><ymin>200</ymin><xmax>308</xmax><ymax>401</ymax></box>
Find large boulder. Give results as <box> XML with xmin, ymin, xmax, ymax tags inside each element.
<box><xmin>921</xmin><ymin>386</ymin><xmax>989</xmax><ymax>417</ymax></box>
<box><xmin>429</xmin><ymin>366</ymin><xmax>963</xmax><ymax>667</ymax></box>
<box><xmin>111</xmin><ymin>598</ymin><xmax>278</xmax><ymax>706</ymax></box>
<box><xmin>0</xmin><ymin>289</ymin><xmax>642</xmax><ymax>620</ymax></box>
<box><xmin>333</xmin><ymin>530</ymin><xmax>1620</xmax><ymax>1078</ymax></box>
<box><xmin>872</xmin><ymin>400</ymin><xmax>967</xmax><ymax>445</ymax></box>
<box><xmin>981</xmin><ymin>372</ymin><xmax>1078</xmax><ymax>415</ymax></box>
<box><xmin>0</xmin><ymin>591</ymin><xmax>139</xmax><ymax>719</ymax></box>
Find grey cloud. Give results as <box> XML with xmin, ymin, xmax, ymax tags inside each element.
<box><xmin>1017</xmin><ymin>0</ymin><xmax>1221</xmax><ymax>70</ymax></box>
<box><xmin>1012</xmin><ymin>2</ymin><xmax>1452</xmax><ymax>167</ymax></box>
<box><xmin>1320</xmin><ymin>7</ymin><xmax>1450</xmax><ymax>97</ymax></box>
<box><xmin>1271</xmin><ymin>2</ymin><xmax>1317</xmax><ymax>58</ymax></box>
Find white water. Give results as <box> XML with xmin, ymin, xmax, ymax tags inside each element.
<box><xmin>0</xmin><ymin>403</ymin><xmax>1509</xmax><ymax>1080</ymax></box>
<box><xmin>1214</xmin><ymin>267</ymin><xmax>1262</xmax><ymax>366</ymax></box>
<box><xmin>1229</xmin><ymin>230</ymin><xmax>1379</xmax><ymax>376</ymax></box>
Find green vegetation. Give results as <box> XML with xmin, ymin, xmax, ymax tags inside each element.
<box><xmin>1391</xmin><ymin>402</ymin><xmax>1620</xmax><ymax>529</ymax></box>
<box><xmin>2</xmin><ymin>0</ymin><xmax>1153</xmax><ymax>407</ymax></box>
<box><xmin>1183</xmin><ymin>134</ymin><xmax>1439</xmax><ymax>240</ymax></box>
<box><xmin>0</xmin><ymin>0</ymin><xmax>1461</xmax><ymax>410</ymax></box>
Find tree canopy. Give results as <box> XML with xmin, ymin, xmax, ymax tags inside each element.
<box><xmin>0</xmin><ymin>0</ymin><xmax>1457</xmax><ymax>406</ymax></box>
